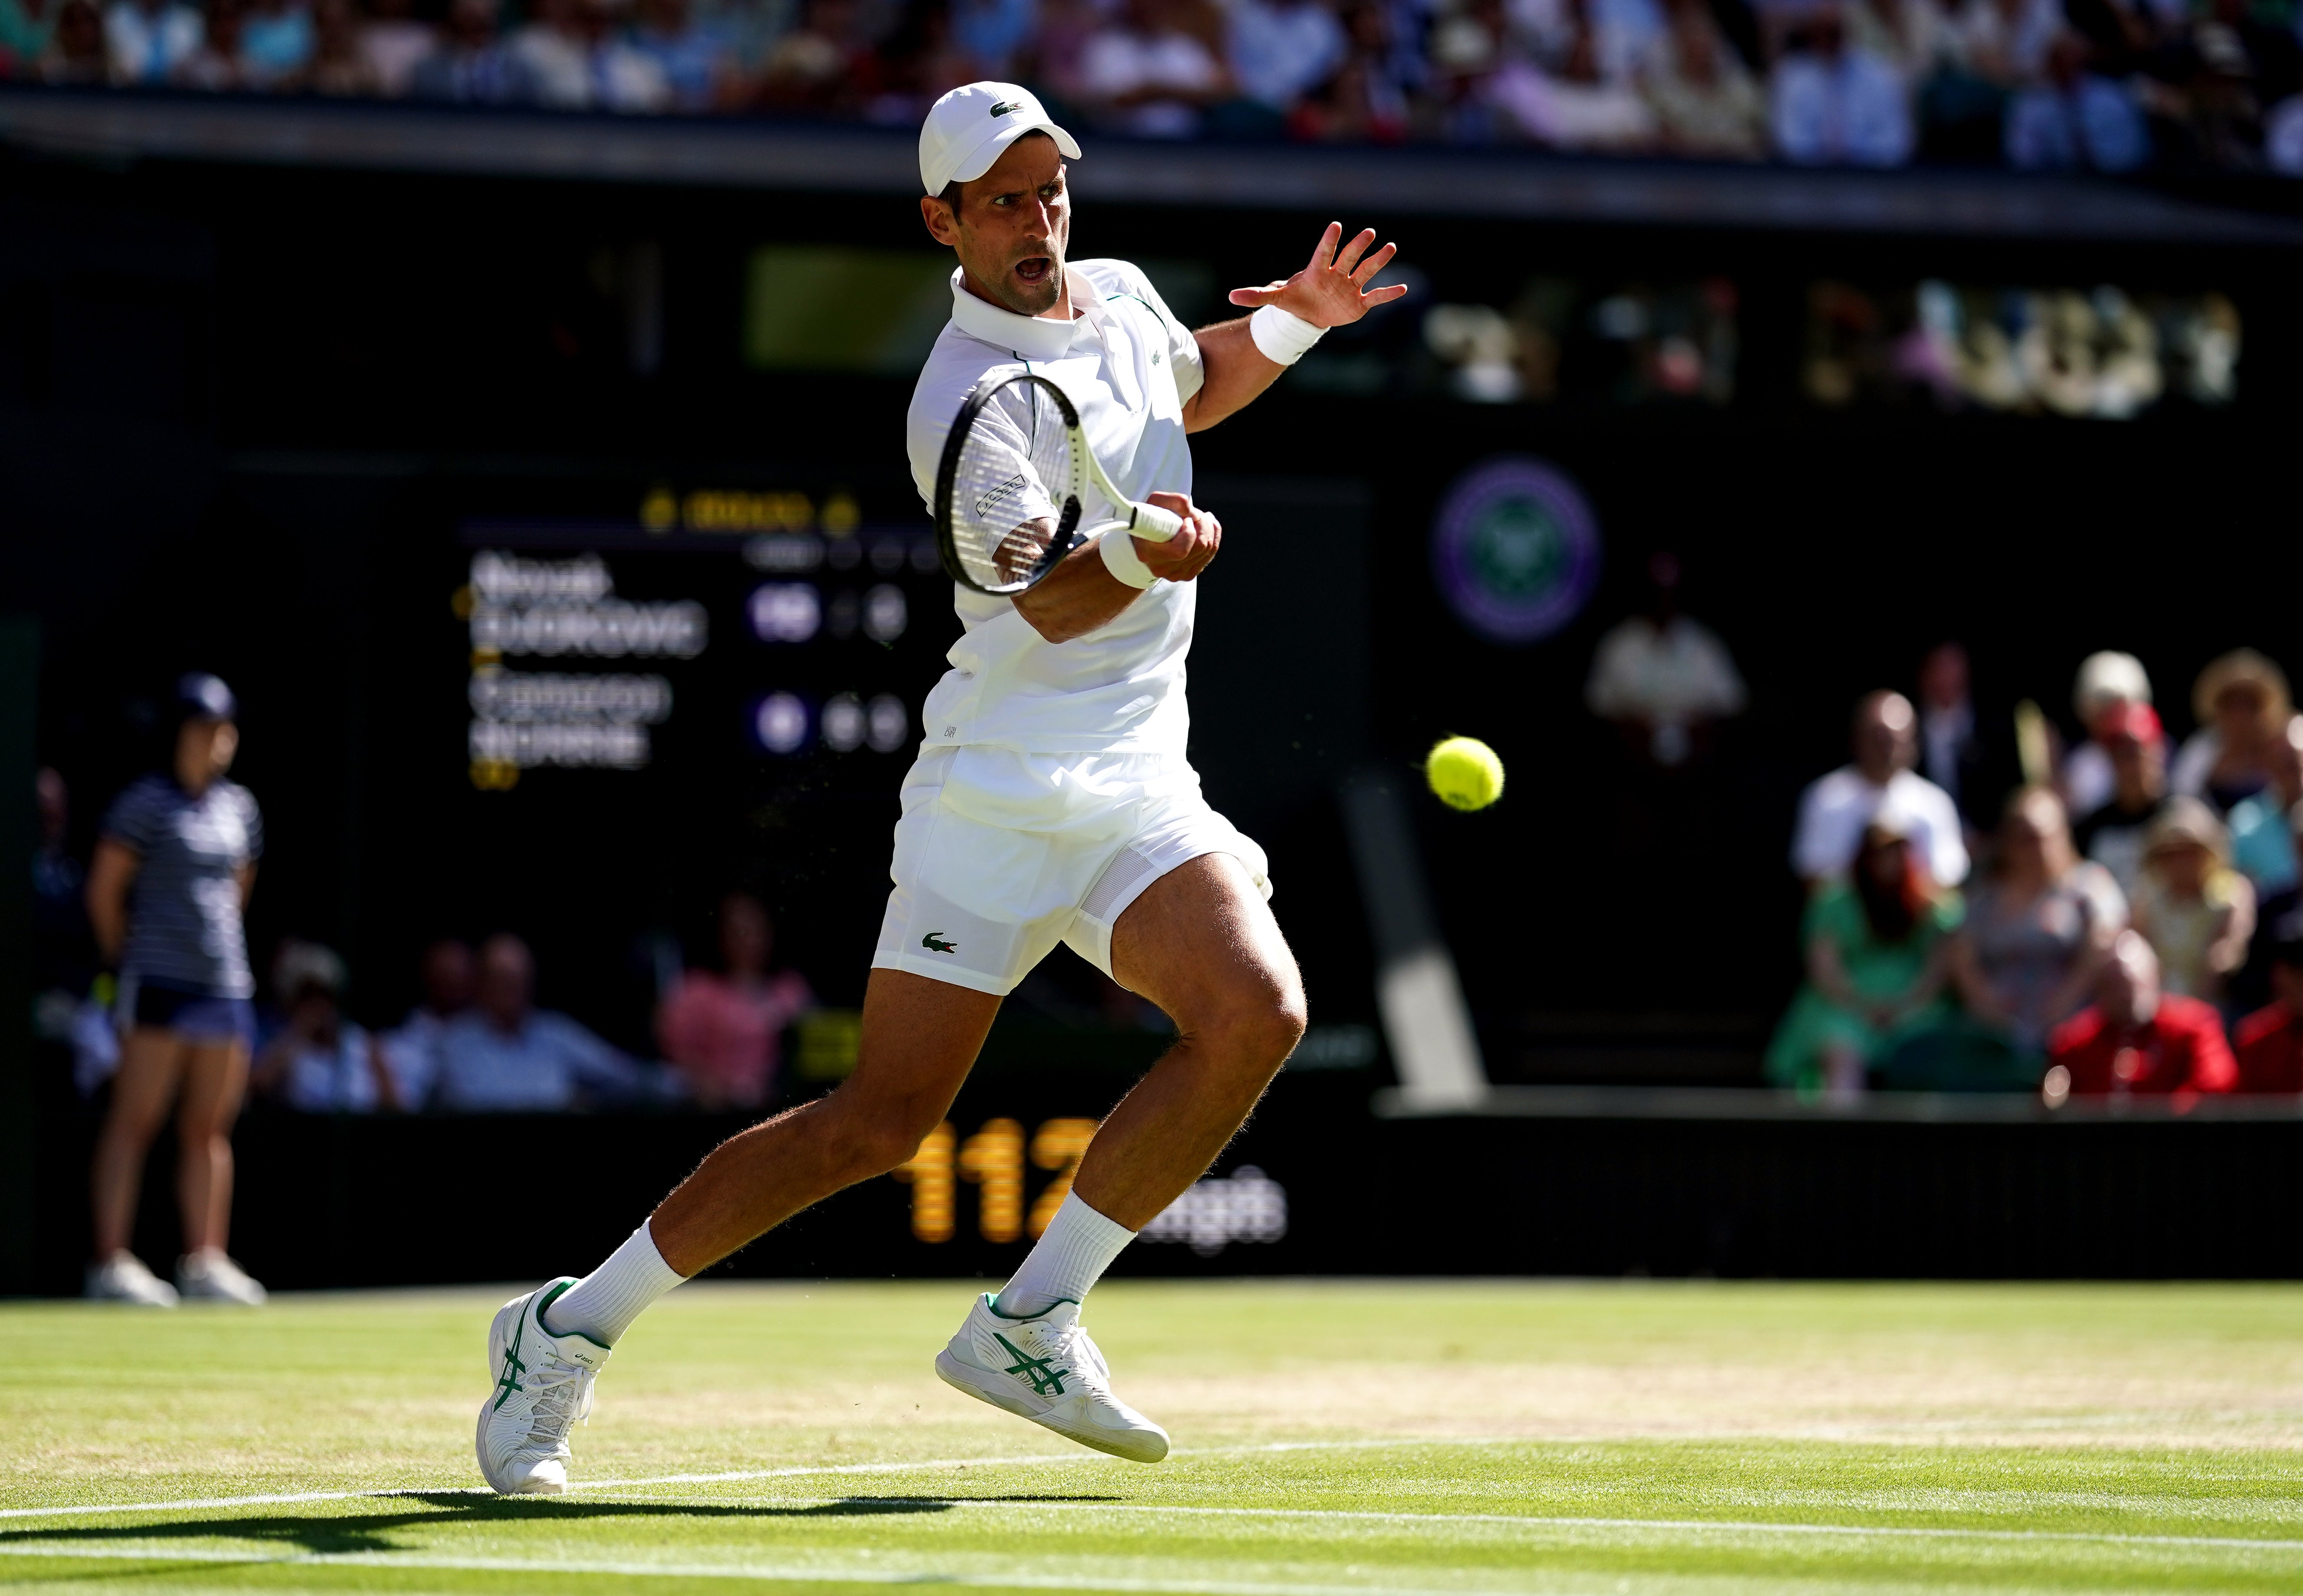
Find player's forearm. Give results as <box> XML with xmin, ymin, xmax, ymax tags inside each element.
<box><xmin>1180</xmin><ymin>319</ymin><xmax>1285</xmax><ymax>433</ymax></box>
<box><xmin>1011</xmin><ymin>539</ymin><xmax>1141</xmax><ymax>643</ymax></box>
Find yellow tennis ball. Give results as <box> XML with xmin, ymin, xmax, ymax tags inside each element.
<box><xmin>1425</xmin><ymin>736</ymin><xmax>1504</xmax><ymax>811</ymax></box>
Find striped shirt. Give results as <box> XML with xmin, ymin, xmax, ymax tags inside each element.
<box><xmin>102</xmin><ymin>774</ymin><xmax>264</xmax><ymax>999</ymax></box>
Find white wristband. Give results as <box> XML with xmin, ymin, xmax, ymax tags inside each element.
<box><xmin>1099</xmin><ymin>526</ymin><xmax>1157</xmax><ymax>589</ymax></box>
<box><xmin>1249</xmin><ymin>303</ymin><xmax>1326</xmax><ymax>366</ymax></box>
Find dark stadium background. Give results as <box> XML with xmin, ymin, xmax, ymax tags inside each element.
<box><xmin>4</xmin><ymin>132</ymin><xmax>2301</xmax><ymax>1292</ymax></box>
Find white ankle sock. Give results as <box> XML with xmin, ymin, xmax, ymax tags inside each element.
<box><xmin>545</xmin><ymin>1222</ymin><xmax>684</xmax><ymax>1345</ymax></box>
<box><xmin>994</xmin><ymin>1191</ymin><xmax>1135</xmax><ymax>1318</ymax></box>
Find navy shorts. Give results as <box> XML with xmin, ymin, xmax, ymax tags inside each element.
<box><xmin>121</xmin><ymin>974</ymin><xmax>255</xmax><ymax>1049</ymax></box>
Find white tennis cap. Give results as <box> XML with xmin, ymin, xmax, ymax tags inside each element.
<box><xmin>919</xmin><ymin>82</ymin><xmax>1081</xmax><ymax>197</ymax></box>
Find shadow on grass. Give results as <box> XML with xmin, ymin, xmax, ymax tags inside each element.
<box><xmin>0</xmin><ymin>1491</ymin><xmax>1115</xmax><ymax>1560</ymax></box>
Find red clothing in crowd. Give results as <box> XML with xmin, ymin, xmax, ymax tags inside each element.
<box><xmin>2045</xmin><ymin>994</ymin><xmax>2237</xmax><ymax>1096</ymax></box>
<box><xmin>2232</xmin><ymin>1001</ymin><xmax>2303</xmax><ymax>1093</ymax></box>
<box><xmin>656</xmin><ymin>969</ymin><xmax>813</xmax><ymax>1108</ymax></box>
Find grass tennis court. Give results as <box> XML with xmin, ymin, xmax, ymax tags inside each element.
<box><xmin>3</xmin><ymin>1280</ymin><xmax>2300</xmax><ymax>1593</ymax></box>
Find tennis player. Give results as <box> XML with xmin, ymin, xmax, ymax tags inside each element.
<box><xmin>478</xmin><ymin>81</ymin><xmax>1405</xmax><ymax>1494</ymax></box>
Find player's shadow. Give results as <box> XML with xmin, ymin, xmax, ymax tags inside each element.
<box><xmin>0</xmin><ymin>1491</ymin><xmax>1120</xmax><ymax>1560</ymax></box>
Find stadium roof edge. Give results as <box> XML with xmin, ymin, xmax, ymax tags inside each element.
<box><xmin>3</xmin><ymin>85</ymin><xmax>2300</xmax><ymax>246</ymax></box>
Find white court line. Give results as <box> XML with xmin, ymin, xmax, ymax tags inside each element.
<box><xmin>29</xmin><ymin>1424</ymin><xmax>2286</xmax><ymax>1527</ymax></box>
<box><xmin>0</xmin><ymin>1438</ymin><xmax>1466</xmax><ymax>1524</ymax></box>
<box><xmin>0</xmin><ymin>1455</ymin><xmax>1058</xmax><ymax>1523</ymax></box>
<box><xmin>567</xmin><ymin>1439</ymin><xmax>1472</xmax><ymax>1498</ymax></box>
<box><xmin>8</xmin><ymin>1439</ymin><xmax>2300</xmax><ymax>1557</ymax></box>
<box><xmin>884</xmin><ymin>1501</ymin><xmax>2303</xmax><ymax>1553</ymax></box>
<box><xmin>0</xmin><ymin>1489</ymin><xmax>438</xmax><ymax>1522</ymax></box>
<box><xmin>0</xmin><ymin>1531</ymin><xmax>2300</xmax><ymax>1596</ymax></box>
<box><xmin>0</xmin><ymin>1543</ymin><xmax>1549</xmax><ymax>1596</ymax></box>
<box><xmin>8</xmin><ymin>1483</ymin><xmax>2303</xmax><ymax>1557</ymax></box>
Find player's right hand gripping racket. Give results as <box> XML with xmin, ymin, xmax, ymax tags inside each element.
<box><xmin>934</xmin><ymin>370</ymin><xmax>1184</xmax><ymax>595</ymax></box>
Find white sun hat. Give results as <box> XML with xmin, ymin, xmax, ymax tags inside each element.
<box><xmin>919</xmin><ymin>82</ymin><xmax>1082</xmax><ymax>197</ymax></box>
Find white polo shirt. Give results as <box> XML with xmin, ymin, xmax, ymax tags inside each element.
<box><xmin>905</xmin><ymin>258</ymin><xmax>1205</xmax><ymax>757</ymax></box>
<box><xmin>1791</xmin><ymin>766</ymin><xmax>1970</xmax><ymax>888</ymax></box>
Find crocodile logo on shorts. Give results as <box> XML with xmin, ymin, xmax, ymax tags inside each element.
<box><xmin>923</xmin><ymin>932</ymin><xmax>960</xmax><ymax>954</ymax></box>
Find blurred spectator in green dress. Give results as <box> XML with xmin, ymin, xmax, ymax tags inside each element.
<box><xmin>0</xmin><ymin>0</ymin><xmax>57</xmax><ymax>72</ymax></box>
<box><xmin>1766</xmin><ymin>816</ymin><xmax>1963</xmax><ymax>1098</ymax></box>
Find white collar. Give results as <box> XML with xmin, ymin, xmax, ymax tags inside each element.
<box><xmin>947</xmin><ymin>265</ymin><xmax>1104</xmax><ymax>362</ymax></box>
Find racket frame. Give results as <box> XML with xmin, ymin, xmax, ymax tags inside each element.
<box><xmin>934</xmin><ymin>370</ymin><xmax>1181</xmax><ymax>596</ymax></box>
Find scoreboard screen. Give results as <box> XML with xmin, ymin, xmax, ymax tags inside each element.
<box><xmin>347</xmin><ymin>473</ymin><xmax>974</xmax><ymax>1042</ymax></box>
<box><xmin>456</xmin><ymin>490</ymin><xmax>943</xmax><ymax>790</ymax></box>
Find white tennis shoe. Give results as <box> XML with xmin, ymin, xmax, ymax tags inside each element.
<box><xmin>476</xmin><ymin>1278</ymin><xmax>610</xmax><ymax>1495</ymax></box>
<box><xmin>935</xmin><ymin>1293</ymin><xmax>1170</xmax><ymax>1462</ymax></box>
<box><xmin>85</xmin><ymin>1251</ymin><xmax>178</xmax><ymax>1307</ymax></box>
<box><xmin>176</xmin><ymin>1249</ymin><xmax>267</xmax><ymax>1305</ymax></box>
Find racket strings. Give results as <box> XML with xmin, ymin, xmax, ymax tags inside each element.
<box><xmin>947</xmin><ymin>380</ymin><xmax>1077</xmax><ymax>591</ymax></box>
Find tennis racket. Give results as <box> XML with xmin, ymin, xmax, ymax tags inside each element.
<box><xmin>933</xmin><ymin>370</ymin><xmax>1183</xmax><ymax>595</ymax></box>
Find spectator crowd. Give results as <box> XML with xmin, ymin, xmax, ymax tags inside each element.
<box><xmin>1</xmin><ymin>0</ymin><xmax>2300</xmax><ymax>176</ymax></box>
<box><xmin>233</xmin><ymin>906</ymin><xmax>820</xmax><ymax>1114</ymax></box>
<box><xmin>32</xmin><ymin>744</ymin><xmax>822</xmax><ymax>1119</ymax></box>
<box><xmin>1768</xmin><ymin>645</ymin><xmax>2303</xmax><ymax>1101</ymax></box>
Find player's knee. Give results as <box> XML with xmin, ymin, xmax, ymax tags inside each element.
<box><xmin>100</xmin><ymin>1101</ymin><xmax>165</xmax><ymax>1147</ymax></box>
<box><xmin>855</xmin><ymin>1124</ymin><xmax>929</xmax><ymax>1180</ymax></box>
<box><xmin>826</xmin><ymin>1101</ymin><xmax>944</xmax><ymax>1182</ymax></box>
<box><xmin>1202</xmin><ymin>992</ymin><xmax>1308</xmax><ymax>1072</ymax></box>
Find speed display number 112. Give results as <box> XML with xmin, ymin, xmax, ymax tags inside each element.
<box><xmin>893</xmin><ymin>1118</ymin><xmax>1097</xmax><ymax>1244</ymax></box>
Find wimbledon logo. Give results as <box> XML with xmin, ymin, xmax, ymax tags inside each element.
<box><xmin>1429</xmin><ymin>456</ymin><xmax>1601</xmax><ymax>646</ymax></box>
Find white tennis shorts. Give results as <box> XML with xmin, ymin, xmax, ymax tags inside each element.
<box><xmin>872</xmin><ymin>745</ymin><xmax>1271</xmax><ymax>996</ymax></box>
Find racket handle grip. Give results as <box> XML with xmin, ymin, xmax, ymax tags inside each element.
<box><xmin>1127</xmin><ymin>500</ymin><xmax>1183</xmax><ymax>542</ymax></box>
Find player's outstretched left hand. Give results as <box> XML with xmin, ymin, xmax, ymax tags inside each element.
<box><xmin>1227</xmin><ymin>224</ymin><xmax>1406</xmax><ymax>330</ymax></box>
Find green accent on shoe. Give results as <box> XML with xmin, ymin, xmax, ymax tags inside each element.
<box><xmin>986</xmin><ymin>1292</ymin><xmax>1079</xmax><ymax>1321</ymax></box>
<box><xmin>491</xmin><ymin>1335</ymin><xmax>529</xmax><ymax>1412</ymax></box>
<box><xmin>533</xmin><ymin>1278</ymin><xmax>611</xmax><ymax>1351</ymax></box>
<box><xmin>993</xmin><ymin>1331</ymin><xmax>1069</xmax><ymax>1397</ymax></box>
<box><xmin>494</xmin><ymin>1280</ymin><xmax>596</xmax><ymax>1412</ymax></box>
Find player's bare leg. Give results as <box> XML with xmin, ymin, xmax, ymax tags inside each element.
<box><xmin>87</xmin><ymin>1029</ymin><xmax>188</xmax><ymax>1305</ymax></box>
<box><xmin>648</xmin><ymin>971</ymin><xmax>1003</xmax><ymax>1274</ymax></box>
<box><xmin>171</xmin><ymin>1039</ymin><xmax>265</xmax><ymax>1304</ymax></box>
<box><xmin>936</xmin><ymin>851</ymin><xmax>1305</xmax><ymax>1461</ymax></box>
<box><xmin>1077</xmin><ymin>851</ymin><xmax>1307</xmax><ymax>1225</ymax></box>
